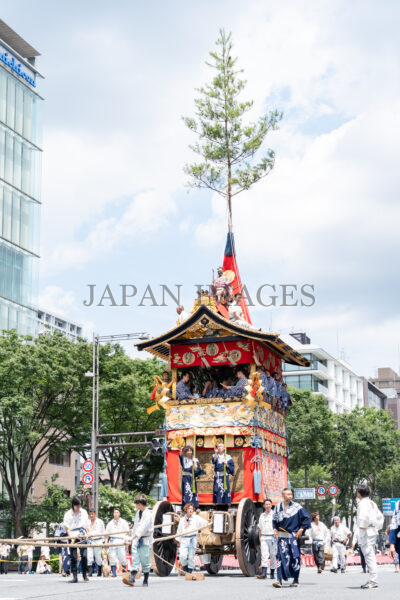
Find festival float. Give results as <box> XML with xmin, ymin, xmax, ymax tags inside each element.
<box><xmin>136</xmin><ymin>233</ymin><xmax>310</xmax><ymax>577</ymax></box>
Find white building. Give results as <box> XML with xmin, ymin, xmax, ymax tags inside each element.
<box><xmin>37</xmin><ymin>308</ymin><xmax>83</xmax><ymax>340</ymax></box>
<box><xmin>281</xmin><ymin>332</ymin><xmax>364</xmax><ymax>414</ymax></box>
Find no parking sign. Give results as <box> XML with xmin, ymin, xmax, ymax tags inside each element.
<box><xmin>82</xmin><ymin>472</ymin><xmax>94</xmax><ymax>486</ymax></box>
<box><xmin>316</xmin><ymin>485</ymin><xmax>327</xmax><ymax>497</ymax></box>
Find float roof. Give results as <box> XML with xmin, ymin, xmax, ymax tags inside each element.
<box><xmin>135</xmin><ymin>304</ymin><xmax>310</xmax><ymax>367</ymax></box>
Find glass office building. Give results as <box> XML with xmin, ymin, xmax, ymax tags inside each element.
<box><xmin>0</xmin><ymin>20</ymin><xmax>43</xmax><ymax>335</ymax></box>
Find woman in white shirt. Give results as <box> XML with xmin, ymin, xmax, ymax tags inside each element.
<box><xmin>307</xmin><ymin>512</ymin><xmax>330</xmax><ymax>573</ymax></box>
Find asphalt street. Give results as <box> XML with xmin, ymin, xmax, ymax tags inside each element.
<box><xmin>0</xmin><ymin>566</ymin><xmax>398</xmax><ymax>600</ymax></box>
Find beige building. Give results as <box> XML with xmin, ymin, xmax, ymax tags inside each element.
<box><xmin>30</xmin><ymin>449</ymin><xmax>80</xmax><ymax>502</ymax></box>
<box><xmin>370</xmin><ymin>367</ymin><xmax>400</xmax><ymax>429</ymax></box>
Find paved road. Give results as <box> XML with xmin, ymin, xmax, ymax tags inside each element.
<box><xmin>0</xmin><ymin>566</ymin><xmax>398</xmax><ymax>600</ymax></box>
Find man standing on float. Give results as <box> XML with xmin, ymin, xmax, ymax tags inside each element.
<box><xmin>272</xmin><ymin>488</ymin><xmax>311</xmax><ymax>588</ymax></box>
<box><xmin>211</xmin><ymin>442</ymin><xmax>235</xmax><ymax>509</ymax></box>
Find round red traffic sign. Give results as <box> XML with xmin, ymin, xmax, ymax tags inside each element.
<box><xmin>82</xmin><ymin>473</ymin><xmax>94</xmax><ymax>485</ymax></box>
<box><xmin>82</xmin><ymin>460</ymin><xmax>94</xmax><ymax>472</ymax></box>
<box><xmin>328</xmin><ymin>484</ymin><xmax>339</xmax><ymax>496</ymax></box>
<box><xmin>317</xmin><ymin>485</ymin><xmax>327</xmax><ymax>497</ymax></box>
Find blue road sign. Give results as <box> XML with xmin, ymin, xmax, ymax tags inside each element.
<box><xmin>382</xmin><ymin>498</ymin><xmax>400</xmax><ymax>516</ymax></box>
<box><xmin>294</xmin><ymin>488</ymin><xmax>316</xmax><ymax>500</ymax></box>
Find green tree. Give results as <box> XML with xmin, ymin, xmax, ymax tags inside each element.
<box><xmin>97</xmin><ymin>484</ymin><xmax>153</xmax><ymax>523</ymax></box>
<box><xmin>89</xmin><ymin>349</ymin><xmax>164</xmax><ymax>493</ymax></box>
<box><xmin>23</xmin><ymin>476</ymin><xmax>71</xmax><ymax>535</ymax></box>
<box><xmin>289</xmin><ymin>464</ymin><xmax>334</xmax><ymax>523</ymax></box>
<box><xmin>286</xmin><ymin>388</ymin><xmax>334</xmax><ymax>487</ymax></box>
<box><xmin>329</xmin><ymin>407</ymin><xmax>400</xmax><ymax>525</ymax></box>
<box><xmin>375</xmin><ymin>463</ymin><xmax>400</xmax><ymax>503</ymax></box>
<box><xmin>0</xmin><ymin>331</ymin><xmax>92</xmax><ymax>536</ymax></box>
<box><xmin>183</xmin><ymin>29</ymin><xmax>282</xmax><ymax>231</ymax></box>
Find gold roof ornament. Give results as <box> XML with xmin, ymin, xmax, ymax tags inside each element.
<box><xmin>192</xmin><ymin>290</ymin><xmax>218</xmax><ymax>313</ymax></box>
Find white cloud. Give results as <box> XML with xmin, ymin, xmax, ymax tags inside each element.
<box><xmin>30</xmin><ymin>0</ymin><xmax>400</xmax><ymax>375</ymax></box>
<box><xmin>46</xmin><ymin>188</ymin><xmax>177</xmax><ymax>271</ymax></box>
<box><xmin>39</xmin><ymin>285</ymin><xmax>78</xmax><ymax>316</ymax></box>
<box><xmin>38</xmin><ymin>285</ymin><xmax>94</xmax><ymax>338</ymax></box>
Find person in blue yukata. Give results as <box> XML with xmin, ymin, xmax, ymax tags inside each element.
<box><xmin>272</xmin><ymin>488</ymin><xmax>311</xmax><ymax>588</ymax></box>
<box><xmin>216</xmin><ymin>377</ymin><xmax>232</xmax><ymax>398</ymax></box>
<box><xmin>179</xmin><ymin>446</ymin><xmax>201</xmax><ymax>510</ymax></box>
<box><xmin>221</xmin><ymin>368</ymin><xmax>247</xmax><ymax>398</ymax></box>
<box><xmin>176</xmin><ymin>372</ymin><xmax>196</xmax><ymax>401</ymax></box>
<box><xmin>211</xmin><ymin>442</ymin><xmax>235</xmax><ymax>509</ymax></box>
<box><xmin>272</xmin><ymin>372</ymin><xmax>283</xmax><ymax>409</ymax></box>
<box><xmin>202</xmin><ymin>379</ymin><xmax>218</xmax><ymax>398</ymax></box>
<box><xmin>280</xmin><ymin>383</ymin><xmax>293</xmax><ymax>412</ymax></box>
<box><xmin>262</xmin><ymin>368</ymin><xmax>277</xmax><ymax>400</ymax></box>
<box><xmin>389</xmin><ymin>500</ymin><xmax>400</xmax><ymax>569</ymax></box>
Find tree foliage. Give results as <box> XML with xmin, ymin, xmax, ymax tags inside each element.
<box><xmin>289</xmin><ymin>464</ymin><xmax>333</xmax><ymax>522</ymax></box>
<box><xmin>183</xmin><ymin>29</ymin><xmax>282</xmax><ymax>230</ymax></box>
<box><xmin>91</xmin><ymin>348</ymin><xmax>164</xmax><ymax>493</ymax></box>
<box><xmin>97</xmin><ymin>484</ymin><xmax>154</xmax><ymax>523</ymax></box>
<box><xmin>20</xmin><ymin>481</ymin><xmax>152</xmax><ymax>533</ymax></box>
<box><xmin>329</xmin><ymin>407</ymin><xmax>400</xmax><ymax>523</ymax></box>
<box><xmin>287</xmin><ymin>389</ymin><xmax>400</xmax><ymax>526</ymax></box>
<box><xmin>286</xmin><ymin>388</ymin><xmax>334</xmax><ymax>478</ymax></box>
<box><xmin>23</xmin><ymin>476</ymin><xmax>72</xmax><ymax>534</ymax></box>
<box><xmin>0</xmin><ymin>331</ymin><xmax>92</xmax><ymax>535</ymax></box>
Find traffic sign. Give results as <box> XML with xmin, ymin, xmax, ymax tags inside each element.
<box><xmin>382</xmin><ymin>498</ymin><xmax>400</xmax><ymax>516</ymax></box>
<box><xmin>328</xmin><ymin>484</ymin><xmax>339</xmax><ymax>496</ymax></box>
<box><xmin>294</xmin><ymin>488</ymin><xmax>316</xmax><ymax>500</ymax></box>
<box><xmin>316</xmin><ymin>485</ymin><xmax>327</xmax><ymax>497</ymax></box>
<box><xmin>82</xmin><ymin>460</ymin><xmax>94</xmax><ymax>472</ymax></box>
<box><xmin>82</xmin><ymin>472</ymin><xmax>94</xmax><ymax>485</ymax></box>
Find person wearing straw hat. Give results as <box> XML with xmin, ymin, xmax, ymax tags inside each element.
<box><xmin>63</xmin><ymin>496</ymin><xmax>90</xmax><ymax>583</ymax></box>
<box><xmin>211</xmin><ymin>441</ymin><xmax>235</xmax><ymax>509</ymax></box>
<box><xmin>36</xmin><ymin>554</ymin><xmax>52</xmax><ymax>574</ymax></box>
<box><xmin>123</xmin><ymin>494</ymin><xmax>153</xmax><ymax>587</ymax></box>
<box><xmin>177</xmin><ymin>502</ymin><xmax>208</xmax><ymax>574</ymax></box>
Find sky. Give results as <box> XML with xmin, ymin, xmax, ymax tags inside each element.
<box><xmin>3</xmin><ymin>0</ymin><xmax>400</xmax><ymax>377</ymax></box>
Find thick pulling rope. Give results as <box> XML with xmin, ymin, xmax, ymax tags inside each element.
<box><xmin>0</xmin><ymin>524</ymin><xmax>211</xmax><ymax>550</ymax></box>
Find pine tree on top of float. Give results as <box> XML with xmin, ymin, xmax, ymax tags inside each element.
<box><xmin>183</xmin><ymin>29</ymin><xmax>282</xmax><ymax>232</ymax></box>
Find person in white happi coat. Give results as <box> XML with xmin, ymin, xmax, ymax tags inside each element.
<box><xmin>356</xmin><ymin>483</ymin><xmax>383</xmax><ymax>589</ymax></box>
<box><xmin>177</xmin><ymin>502</ymin><xmax>208</xmax><ymax>574</ymax></box>
<box><xmin>228</xmin><ymin>293</ymin><xmax>251</xmax><ymax>328</ymax></box>
<box><xmin>330</xmin><ymin>516</ymin><xmax>350</xmax><ymax>573</ymax></box>
<box><xmin>63</xmin><ymin>496</ymin><xmax>91</xmax><ymax>583</ymax></box>
<box><xmin>258</xmin><ymin>498</ymin><xmax>277</xmax><ymax>580</ymax></box>
<box><xmin>123</xmin><ymin>494</ymin><xmax>153</xmax><ymax>587</ymax></box>
<box><xmin>176</xmin><ymin>305</ymin><xmax>189</xmax><ymax>325</ymax></box>
<box><xmin>306</xmin><ymin>512</ymin><xmax>330</xmax><ymax>573</ymax></box>
<box><xmin>106</xmin><ymin>508</ymin><xmax>129</xmax><ymax>577</ymax></box>
<box><xmin>87</xmin><ymin>509</ymin><xmax>105</xmax><ymax>577</ymax></box>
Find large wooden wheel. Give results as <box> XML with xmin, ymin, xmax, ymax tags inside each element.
<box><xmin>235</xmin><ymin>498</ymin><xmax>261</xmax><ymax>577</ymax></box>
<box><xmin>151</xmin><ymin>500</ymin><xmax>177</xmax><ymax>577</ymax></box>
<box><xmin>205</xmin><ymin>554</ymin><xmax>223</xmax><ymax>575</ymax></box>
